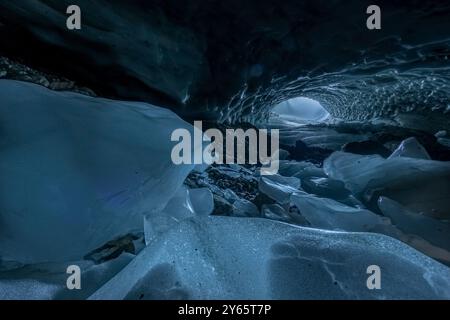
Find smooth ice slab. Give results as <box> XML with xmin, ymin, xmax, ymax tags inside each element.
<box><xmin>232</xmin><ymin>198</ymin><xmax>260</xmax><ymax>217</ymax></box>
<box><xmin>290</xmin><ymin>193</ymin><xmax>386</xmax><ymax>232</ymax></box>
<box><xmin>0</xmin><ymin>80</ymin><xmax>197</xmax><ymax>264</ymax></box>
<box><xmin>388</xmin><ymin>137</ymin><xmax>431</xmax><ymax>160</ymax></box>
<box><xmin>278</xmin><ymin>160</ymin><xmax>326</xmax><ymax>179</ymax></box>
<box><xmin>0</xmin><ymin>253</ymin><xmax>134</xmax><ymax>300</ymax></box>
<box><xmin>378</xmin><ymin>197</ymin><xmax>450</xmax><ymax>251</ymax></box>
<box><xmin>90</xmin><ymin>216</ymin><xmax>450</xmax><ymax>300</ymax></box>
<box><xmin>323</xmin><ymin>151</ymin><xmax>450</xmax><ymax>219</ymax></box>
<box><xmin>189</xmin><ymin>188</ymin><xmax>214</xmax><ymax>216</ymax></box>
<box><xmin>291</xmin><ymin>194</ymin><xmax>450</xmax><ymax>262</ymax></box>
<box><xmin>145</xmin><ymin>186</ymin><xmax>214</xmax><ymax>243</ymax></box>
<box><xmin>259</xmin><ymin>174</ymin><xmax>302</xmax><ymax>204</ymax></box>
<box><xmin>261</xmin><ymin>204</ymin><xmax>292</xmax><ymax>222</ymax></box>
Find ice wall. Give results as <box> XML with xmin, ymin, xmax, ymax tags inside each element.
<box><xmin>0</xmin><ymin>80</ymin><xmax>196</xmax><ymax>265</ymax></box>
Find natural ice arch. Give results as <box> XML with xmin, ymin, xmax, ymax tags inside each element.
<box><xmin>271</xmin><ymin>97</ymin><xmax>330</xmax><ymax>124</ymax></box>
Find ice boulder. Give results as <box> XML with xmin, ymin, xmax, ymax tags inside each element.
<box><xmin>144</xmin><ymin>186</ymin><xmax>214</xmax><ymax>244</ymax></box>
<box><xmin>324</xmin><ymin>151</ymin><xmax>450</xmax><ymax>219</ymax></box>
<box><xmin>261</xmin><ymin>204</ymin><xmax>292</xmax><ymax>222</ymax></box>
<box><xmin>278</xmin><ymin>160</ymin><xmax>326</xmax><ymax>179</ymax></box>
<box><xmin>388</xmin><ymin>137</ymin><xmax>431</xmax><ymax>160</ymax></box>
<box><xmin>290</xmin><ymin>193</ymin><xmax>387</xmax><ymax>232</ymax></box>
<box><xmin>259</xmin><ymin>174</ymin><xmax>302</xmax><ymax>204</ymax></box>
<box><xmin>232</xmin><ymin>198</ymin><xmax>260</xmax><ymax>217</ymax></box>
<box><xmin>378</xmin><ymin>197</ymin><xmax>450</xmax><ymax>252</ymax></box>
<box><xmin>90</xmin><ymin>216</ymin><xmax>450</xmax><ymax>300</ymax></box>
<box><xmin>0</xmin><ymin>253</ymin><xmax>134</xmax><ymax>300</ymax></box>
<box><xmin>0</xmin><ymin>80</ymin><xmax>197</xmax><ymax>264</ymax></box>
<box><xmin>144</xmin><ymin>186</ymin><xmax>192</xmax><ymax>244</ymax></box>
<box><xmin>291</xmin><ymin>194</ymin><xmax>450</xmax><ymax>262</ymax></box>
<box><xmin>437</xmin><ymin>138</ymin><xmax>450</xmax><ymax>149</ymax></box>
<box><xmin>188</xmin><ymin>188</ymin><xmax>214</xmax><ymax>216</ymax></box>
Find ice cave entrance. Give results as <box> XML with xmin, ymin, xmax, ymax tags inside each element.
<box><xmin>271</xmin><ymin>97</ymin><xmax>330</xmax><ymax>125</ymax></box>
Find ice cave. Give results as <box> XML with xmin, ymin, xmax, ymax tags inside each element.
<box><xmin>271</xmin><ymin>97</ymin><xmax>330</xmax><ymax>125</ymax></box>
<box><xmin>0</xmin><ymin>0</ymin><xmax>449</xmax><ymax>301</ymax></box>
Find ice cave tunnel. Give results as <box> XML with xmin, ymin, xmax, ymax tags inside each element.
<box><xmin>0</xmin><ymin>0</ymin><xmax>449</xmax><ymax>300</ymax></box>
<box><xmin>271</xmin><ymin>97</ymin><xmax>330</xmax><ymax>125</ymax></box>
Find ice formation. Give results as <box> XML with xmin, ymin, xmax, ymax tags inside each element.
<box><xmin>378</xmin><ymin>197</ymin><xmax>450</xmax><ymax>252</ymax></box>
<box><xmin>290</xmin><ymin>193</ymin><xmax>386</xmax><ymax>232</ymax></box>
<box><xmin>388</xmin><ymin>137</ymin><xmax>431</xmax><ymax>160</ymax></box>
<box><xmin>324</xmin><ymin>151</ymin><xmax>450</xmax><ymax>218</ymax></box>
<box><xmin>90</xmin><ymin>216</ymin><xmax>450</xmax><ymax>300</ymax></box>
<box><xmin>0</xmin><ymin>80</ymin><xmax>197</xmax><ymax>264</ymax></box>
<box><xmin>278</xmin><ymin>160</ymin><xmax>326</xmax><ymax>179</ymax></box>
<box><xmin>1</xmin><ymin>81</ymin><xmax>450</xmax><ymax>300</ymax></box>
<box><xmin>0</xmin><ymin>253</ymin><xmax>134</xmax><ymax>300</ymax></box>
<box><xmin>1</xmin><ymin>0</ymin><xmax>450</xmax><ymax>301</ymax></box>
<box><xmin>259</xmin><ymin>174</ymin><xmax>302</xmax><ymax>204</ymax></box>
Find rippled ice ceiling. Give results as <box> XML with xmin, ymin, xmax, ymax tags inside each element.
<box><xmin>0</xmin><ymin>0</ymin><xmax>449</xmax><ymax>130</ymax></box>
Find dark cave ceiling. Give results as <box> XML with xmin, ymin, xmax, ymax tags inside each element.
<box><xmin>0</xmin><ymin>0</ymin><xmax>449</xmax><ymax>129</ymax></box>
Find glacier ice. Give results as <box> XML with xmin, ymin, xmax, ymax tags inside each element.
<box><xmin>301</xmin><ymin>177</ymin><xmax>349</xmax><ymax>199</ymax></box>
<box><xmin>144</xmin><ymin>186</ymin><xmax>194</xmax><ymax>245</ymax></box>
<box><xmin>261</xmin><ymin>204</ymin><xmax>291</xmax><ymax>222</ymax></box>
<box><xmin>223</xmin><ymin>188</ymin><xmax>240</xmax><ymax>203</ymax></box>
<box><xmin>272</xmin><ymin>97</ymin><xmax>330</xmax><ymax>124</ymax></box>
<box><xmin>277</xmin><ymin>126</ymin><xmax>369</xmax><ymax>151</ymax></box>
<box><xmin>290</xmin><ymin>192</ymin><xmax>450</xmax><ymax>263</ymax></box>
<box><xmin>388</xmin><ymin>137</ymin><xmax>431</xmax><ymax>160</ymax></box>
<box><xmin>278</xmin><ymin>149</ymin><xmax>290</xmax><ymax>160</ymax></box>
<box><xmin>278</xmin><ymin>160</ymin><xmax>327</xmax><ymax>179</ymax></box>
<box><xmin>438</xmin><ymin>138</ymin><xmax>450</xmax><ymax>149</ymax></box>
<box><xmin>144</xmin><ymin>186</ymin><xmax>214</xmax><ymax>244</ymax></box>
<box><xmin>435</xmin><ymin>130</ymin><xmax>447</xmax><ymax>138</ymax></box>
<box><xmin>0</xmin><ymin>80</ymin><xmax>197</xmax><ymax>264</ymax></box>
<box><xmin>324</xmin><ymin>151</ymin><xmax>450</xmax><ymax>218</ymax></box>
<box><xmin>258</xmin><ymin>174</ymin><xmax>302</xmax><ymax>204</ymax></box>
<box><xmin>232</xmin><ymin>198</ymin><xmax>260</xmax><ymax>217</ymax></box>
<box><xmin>290</xmin><ymin>193</ymin><xmax>386</xmax><ymax>232</ymax></box>
<box><xmin>187</xmin><ymin>188</ymin><xmax>214</xmax><ymax>216</ymax></box>
<box><xmin>0</xmin><ymin>253</ymin><xmax>134</xmax><ymax>300</ymax></box>
<box><xmin>301</xmin><ymin>177</ymin><xmax>365</xmax><ymax>208</ymax></box>
<box><xmin>378</xmin><ymin>197</ymin><xmax>450</xmax><ymax>252</ymax></box>
<box><xmin>90</xmin><ymin>216</ymin><xmax>450</xmax><ymax>300</ymax></box>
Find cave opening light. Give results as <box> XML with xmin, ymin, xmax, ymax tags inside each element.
<box><xmin>270</xmin><ymin>97</ymin><xmax>330</xmax><ymax>126</ymax></box>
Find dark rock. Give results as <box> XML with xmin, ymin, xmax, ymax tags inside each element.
<box><xmin>0</xmin><ymin>56</ymin><xmax>96</xmax><ymax>96</ymax></box>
